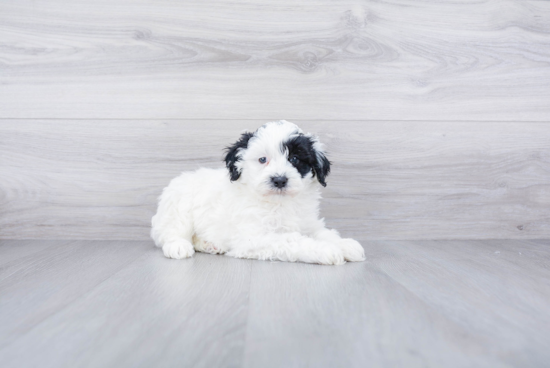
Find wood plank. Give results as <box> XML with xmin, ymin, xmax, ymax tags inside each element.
<box><xmin>373</xmin><ymin>239</ymin><xmax>550</xmax><ymax>366</ymax></box>
<box><xmin>0</xmin><ymin>244</ymin><xmax>252</xmax><ymax>368</ymax></box>
<box><xmin>0</xmin><ymin>240</ymin><xmax>149</xmax><ymax>348</ymax></box>
<box><xmin>243</xmin><ymin>239</ymin><xmax>550</xmax><ymax>368</ymax></box>
<box><xmin>1</xmin><ymin>0</ymin><xmax>550</xmax><ymax>120</ymax></box>
<box><xmin>0</xmin><ymin>239</ymin><xmax>73</xmax><ymax>266</ymax></box>
<box><xmin>1</xmin><ymin>120</ymin><xmax>548</xmax><ymax>240</ymax></box>
<box><xmin>0</xmin><ymin>240</ymin><xmax>549</xmax><ymax>367</ymax></box>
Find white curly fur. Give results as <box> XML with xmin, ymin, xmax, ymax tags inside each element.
<box><xmin>151</xmin><ymin>120</ymin><xmax>365</xmax><ymax>265</ymax></box>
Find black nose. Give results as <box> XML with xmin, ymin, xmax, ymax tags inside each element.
<box><xmin>271</xmin><ymin>176</ymin><xmax>288</xmax><ymax>189</ymax></box>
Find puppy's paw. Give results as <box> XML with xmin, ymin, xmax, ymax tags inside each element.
<box><xmin>193</xmin><ymin>237</ymin><xmax>225</xmax><ymax>254</ymax></box>
<box><xmin>338</xmin><ymin>238</ymin><xmax>366</xmax><ymax>262</ymax></box>
<box><xmin>315</xmin><ymin>244</ymin><xmax>346</xmax><ymax>266</ymax></box>
<box><xmin>162</xmin><ymin>240</ymin><xmax>195</xmax><ymax>259</ymax></box>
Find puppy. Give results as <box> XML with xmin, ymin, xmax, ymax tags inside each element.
<box><xmin>151</xmin><ymin>120</ymin><xmax>365</xmax><ymax>265</ymax></box>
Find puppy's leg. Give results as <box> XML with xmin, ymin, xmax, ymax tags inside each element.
<box><xmin>227</xmin><ymin>232</ymin><xmax>346</xmax><ymax>265</ymax></box>
<box><xmin>151</xmin><ymin>177</ymin><xmax>195</xmax><ymax>259</ymax></box>
<box><xmin>313</xmin><ymin>228</ymin><xmax>365</xmax><ymax>262</ymax></box>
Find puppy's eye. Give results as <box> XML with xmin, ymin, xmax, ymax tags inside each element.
<box><xmin>258</xmin><ymin>157</ymin><xmax>267</xmax><ymax>164</ymax></box>
<box><xmin>289</xmin><ymin>155</ymin><xmax>299</xmax><ymax>164</ymax></box>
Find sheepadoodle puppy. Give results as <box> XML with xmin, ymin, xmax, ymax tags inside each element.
<box><xmin>151</xmin><ymin>120</ymin><xmax>365</xmax><ymax>265</ymax></box>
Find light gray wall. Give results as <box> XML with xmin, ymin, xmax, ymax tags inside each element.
<box><xmin>1</xmin><ymin>0</ymin><xmax>549</xmax><ymax>240</ymax></box>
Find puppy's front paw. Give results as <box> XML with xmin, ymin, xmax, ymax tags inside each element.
<box><xmin>313</xmin><ymin>244</ymin><xmax>346</xmax><ymax>266</ymax></box>
<box><xmin>322</xmin><ymin>248</ymin><xmax>346</xmax><ymax>265</ymax></box>
<box><xmin>338</xmin><ymin>238</ymin><xmax>365</xmax><ymax>262</ymax></box>
<box><xmin>162</xmin><ymin>240</ymin><xmax>195</xmax><ymax>259</ymax></box>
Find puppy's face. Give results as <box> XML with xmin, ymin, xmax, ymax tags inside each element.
<box><xmin>224</xmin><ymin>121</ymin><xmax>331</xmax><ymax>197</ymax></box>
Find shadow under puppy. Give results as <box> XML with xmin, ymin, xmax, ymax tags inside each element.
<box><xmin>151</xmin><ymin>120</ymin><xmax>365</xmax><ymax>265</ymax></box>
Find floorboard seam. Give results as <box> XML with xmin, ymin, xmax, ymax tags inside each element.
<box><xmin>0</xmin><ymin>243</ymin><xmax>150</xmax><ymax>353</ymax></box>
<box><xmin>239</xmin><ymin>261</ymin><xmax>255</xmax><ymax>368</ymax></box>
<box><xmin>0</xmin><ymin>240</ymin><xmax>79</xmax><ymax>283</ymax></box>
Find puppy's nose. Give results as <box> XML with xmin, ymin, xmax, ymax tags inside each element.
<box><xmin>271</xmin><ymin>176</ymin><xmax>288</xmax><ymax>189</ymax></box>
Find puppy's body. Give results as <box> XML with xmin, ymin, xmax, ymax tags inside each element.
<box><xmin>151</xmin><ymin>121</ymin><xmax>365</xmax><ymax>265</ymax></box>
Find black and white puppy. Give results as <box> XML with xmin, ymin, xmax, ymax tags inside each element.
<box><xmin>151</xmin><ymin>120</ymin><xmax>365</xmax><ymax>265</ymax></box>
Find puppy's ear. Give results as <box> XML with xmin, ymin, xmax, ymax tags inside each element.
<box><xmin>224</xmin><ymin>132</ymin><xmax>254</xmax><ymax>181</ymax></box>
<box><xmin>313</xmin><ymin>150</ymin><xmax>331</xmax><ymax>187</ymax></box>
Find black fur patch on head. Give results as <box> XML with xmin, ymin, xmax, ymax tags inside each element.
<box><xmin>283</xmin><ymin>135</ymin><xmax>331</xmax><ymax>187</ymax></box>
<box><xmin>224</xmin><ymin>132</ymin><xmax>254</xmax><ymax>181</ymax></box>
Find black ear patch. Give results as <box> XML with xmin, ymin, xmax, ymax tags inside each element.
<box><xmin>224</xmin><ymin>132</ymin><xmax>254</xmax><ymax>181</ymax></box>
<box><xmin>313</xmin><ymin>150</ymin><xmax>331</xmax><ymax>187</ymax></box>
<box><xmin>283</xmin><ymin>135</ymin><xmax>331</xmax><ymax>187</ymax></box>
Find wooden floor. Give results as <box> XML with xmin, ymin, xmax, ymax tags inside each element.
<box><xmin>1</xmin><ymin>239</ymin><xmax>549</xmax><ymax>368</ymax></box>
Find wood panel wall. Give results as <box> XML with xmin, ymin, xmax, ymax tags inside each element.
<box><xmin>1</xmin><ymin>0</ymin><xmax>549</xmax><ymax>240</ymax></box>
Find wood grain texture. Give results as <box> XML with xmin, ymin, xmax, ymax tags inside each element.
<box><xmin>244</xmin><ymin>239</ymin><xmax>550</xmax><ymax>368</ymax></box>
<box><xmin>1</xmin><ymin>120</ymin><xmax>549</xmax><ymax>240</ymax></box>
<box><xmin>0</xmin><ymin>241</ymin><xmax>252</xmax><ymax>368</ymax></box>
<box><xmin>0</xmin><ymin>239</ymin><xmax>72</xmax><ymax>266</ymax></box>
<box><xmin>1</xmin><ymin>0</ymin><xmax>550</xmax><ymax>120</ymax></box>
<box><xmin>1</xmin><ymin>240</ymin><xmax>549</xmax><ymax>367</ymax></box>
<box><xmin>0</xmin><ymin>240</ymin><xmax>149</xmax><ymax>348</ymax></box>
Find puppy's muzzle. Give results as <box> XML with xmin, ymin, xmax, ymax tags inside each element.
<box><xmin>271</xmin><ymin>175</ymin><xmax>288</xmax><ymax>189</ymax></box>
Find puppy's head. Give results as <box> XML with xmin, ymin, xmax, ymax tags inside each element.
<box><xmin>224</xmin><ymin>120</ymin><xmax>331</xmax><ymax>196</ymax></box>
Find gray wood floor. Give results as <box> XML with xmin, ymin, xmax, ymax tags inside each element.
<box><xmin>1</xmin><ymin>239</ymin><xmax>549</xmax><ymax>368</ymax></box>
